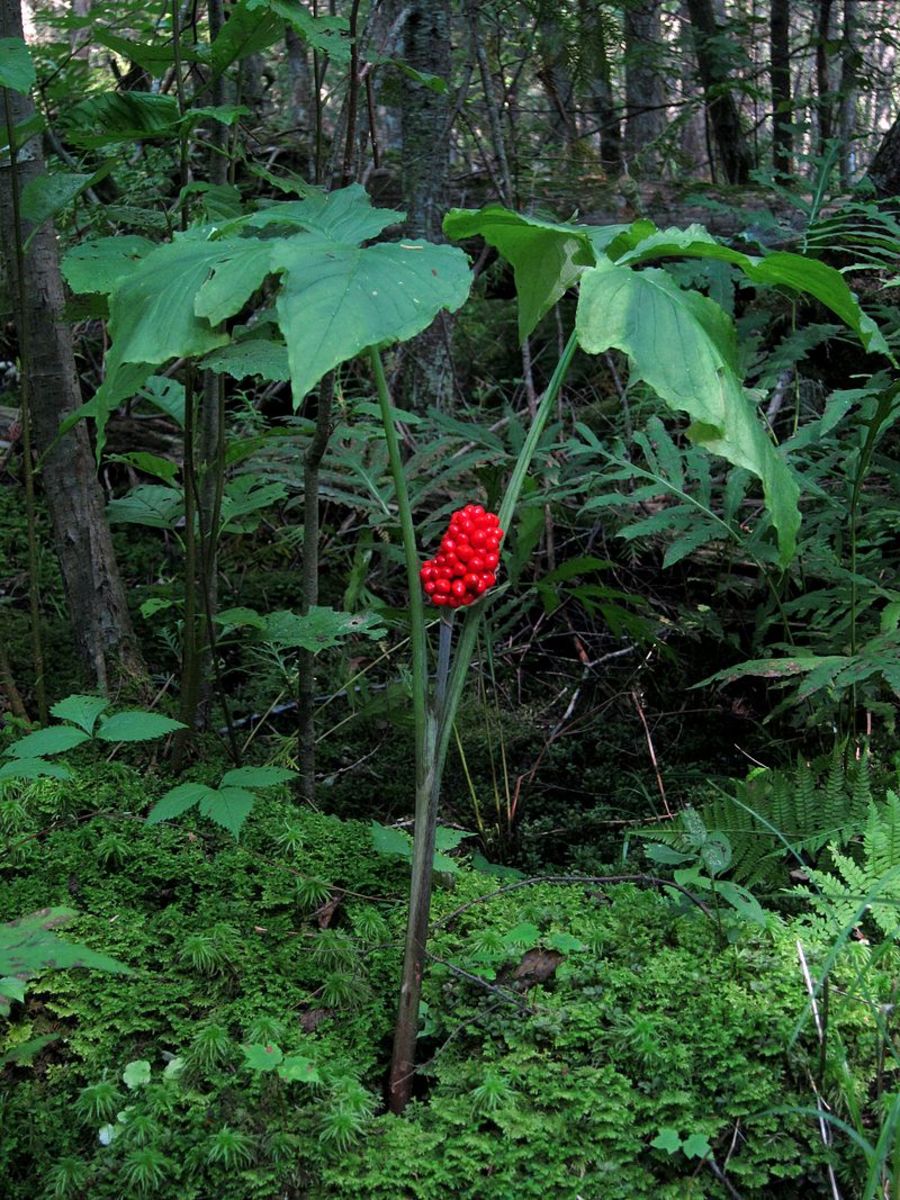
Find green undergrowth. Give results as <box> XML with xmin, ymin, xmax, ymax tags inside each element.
<box><xmin>0</xmin><ymin>763</ymin><xmax>888</xmax><ymax>1198</ymax></box>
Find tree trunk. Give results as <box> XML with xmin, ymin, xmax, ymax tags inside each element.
<box><xmin>535</xmin><ymin>1</ymin><xmax>578</xmax><ymax>153</ymax></box>
<box><xmin>624</xmin><ymin>0</ymin><xmax>667</xmax><ymax>177</ymax></box>
<box><xmin>816</xmin><ymin>0</ymin><xmax>835</xmax><ymax>156</ymax></box>
<box><xmin>684</xmin><ymin>0</ymin><xmax>754</xmax><ymax>183</ymax></box>
<box><xmin>770</xmin><ymin>0</ymin><xmax>791</xmax><ymax>177</ymax></box>
<box><xmin>678</xmin><ymin>0</ymin><xmax>708</xmax><ymax>175</ymax></box>
<box><xmin>838</xmin><ymin>0</ymin><xmax>858</xmax><ymax>186</ymax></box>
<box><xmin>578</xmin><ymin>0</ymin><xmax>622</xmax><ymax>174</ymax></box>
<box><xmin>0</xmin><ymin>0</ymin><xmax>145</xmax><ymax>695</ymax></box>
<box><xmin>398</xmin><ymin>0</ymin><xmax>454</xmax><ymax>409</ymax></box>
<box><xmin>866</xmin><ymin>110</ymin><xmax>900</xmax><ymax>199</ymax></box>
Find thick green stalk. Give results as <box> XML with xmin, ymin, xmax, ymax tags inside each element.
<box><xmin>384</xmin><ymin>328</ymin><xmax>579</xmax><ymax>1113</ymax></box>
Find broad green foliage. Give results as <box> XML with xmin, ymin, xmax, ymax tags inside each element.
<box><xmin>147</xmin><ymin>765</ymin><xmax>296</xmax><ymax>837</ymax></box>
<box><xmin>0</xmin><ymin>694</ymin><xmax>184</xmax><ymax>783</ymax></box>
<box><xmin>0</xmin><ymin>37</ymin><xmax>36</xmax><ymax>92</ymax></box>
<box><xmin>0</xmin><ymin>908</ymin><xmax>129</xmax><ymax>1018</ymax></box>
<box><xmin>62</xmin><ymin>185</ymin><xmax>473</xmax><ymax>455</ymax></box>
<box><xmin>445</xmin><ymin>205</ymin><xmax>887</xmax><ymax>566</ymax></box>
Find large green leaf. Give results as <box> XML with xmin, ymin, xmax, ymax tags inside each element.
<box><xmin>0</xmin><ymin>37</ymin><xmax>35</xmax><ymax>92</ymax></box>
<box><xmin>61</xmin><ymin>235</ymin><xmax>156</xmax><ymax>295</ymax></box>
<box><xmin>105</xmin><ymin>233</ymin><xmax>232</xmax><ymax>365</ymax></box>
<box><xmin>199</xmin><ymin>338</ymin><xmax>290</xmax><ymax>382</ymax></box>
<box><xmin>443</xmin><ymin>205</ymin><xmax>596</xmax><ymax>341</ymax></box>
<box><xmin>239</xmin><ymin>184</ymin><xmax>403</xmax><ymax>242</ymax></box>
<box><xmin>192</xmin><ymin>238</ymin><xmax>278</xmax><ymax>325</ymax></box>
<box><xmin>63</xmin><ymin>92</ymin><xmax>181</xmax><ymax>147</ymax></box>
<box><xmin>613</xmin><ymin>223</ymin><xmax>890</xmax><ymax>356</ymax></box>
<box><xmin>273</xmin><ymin>237</ymin><xmax>472</xmax><ymax>401</ymax></box>
<box><xmin>576</xmin><ymin>261</ymin><xmax>800</xmax><ymax>564</ymax></box>
<box><xmin>210</xmin><ymin>0</ymin><xmax>284</xmax><ymax>70</ymax></box>
<box><xmin>248</xmin><ymin>0</ymin><xmax>349</xmax><ymax>58</ymax></box>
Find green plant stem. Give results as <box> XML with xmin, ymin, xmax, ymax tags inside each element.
<box><xmin>383</xmin><ymin>328</ymin><xmax>579</xmax><ymax>1113</ymax></box>
<box><xmin>2</xmin><ymin>85</ymin><xmax>46</xmax><ymax>723</ymax></box>
<box><xmin>371</xmin><ymin>347</ymin><xmax>432</xmax><ymax>1114</ymax></box>
<box><xmin>173</xmin><ymin>370</ymin><xmax>199</xmax><ymax>766</ymax></box>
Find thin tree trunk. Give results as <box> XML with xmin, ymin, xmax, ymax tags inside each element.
<box><xmin>684</xmin><ymin>0</ymin><xmax>754</xmax><ymax>183</ymax></box>
<box><xmin>578</xmin><ymin>0</ymin><xmax>622</xmax><ymax>174</ymax></box>
<box><xmin>0</xmin><ymin>0</ymin><xmax>145</xmax><ymax>695</ymax></box>
<box><xmin>816</xmin><ymin>0</ymin><xmax>835</xmax><ymax>156</ymax></box>
<box><xmin>770</xmin><ymin>0</ymin><xmax>791</xmax><ymax>176</ymax></box>
<box><xmin>866</xmin><ymin>109</ymin><xmax>900</xmax><ymax>199</ymax></box>
<box><xmin>838</xmin><ymin>0</ymin><xmax>858</xmax><ymax>186</ymax></box>
<box><xmin>398</xmin><ymin>0</ymin><xmax>454</xmax><ymax>409</ymax></box>
<box><xmin>624</xmin><ymin>0</ymin><xmax>667</xmax><ymax>177</ymax></box>
<box><xmin>678</xmin><ymin>0</ymin><xmax>709</xmax><ymax>175</ymax></box>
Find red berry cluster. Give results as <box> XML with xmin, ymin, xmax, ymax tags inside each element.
<box><xmin>419</xmin><ymin>504</ymin><xmax>504</xmax><ymax>608</ymax></box>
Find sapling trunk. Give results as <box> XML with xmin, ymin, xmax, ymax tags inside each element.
<box><xmin>2</xmin><ymin>84</ymin><xmax>45</xmax><ymax>720</ymax></box>
<box><xmin>297</xmin><ymin>373</ymin><xmax>335</xmax><ymax>804</ymax></box>
<box><xmin>382</xmin><ymin>331</ymin><xmax>579</xmax><ymax>1113</ymax></box>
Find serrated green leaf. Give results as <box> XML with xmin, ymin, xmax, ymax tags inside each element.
<box><xmin>0</xmin><ymin>757</ymin><xmax>72</xmax><ymax>782</ymax></box>
<box><xmin>49</xmin><ymin>694</ymin><xmax>110</xmax><ymax>735</ymax></box>
<box><xmin>434</xmin><ymin>827</ymin><xmax>473</xmax><ymax>852</ymax></box>
<box><xmin>146</xmin><ymin>782</ymin><xmax>215</xmax><ymax>824</ymax></box>
<box><xmin>198</xmin><ymin>786</ymin><xmax>256</xmax><ymax>837</ymax></box>
<box><xmin>0</xmin><ymin>38</ymin><xmax>35</xmax><ymax>92</ymax></box>
<box><xmin>105</xmin><ymin>483</ymin><xmax>183</xmax><ymax>529</ymax></box>
<box><xmin>220</xmin><ymin>766</ymin><xmax>296</xmax><ymax>789</ymax></box>
<box><xmin>241</xmin><ymin>1042</ymin><xmax>284</xmax><ymax>1071</ymax></box>
<box><xmin>370</xmin><ymin>822</ymin><xmax>413</xmax><ymax>859</ymax></box>
<box><xmin>5</xmin><ymin>725</ymin><xmax>89</xmax><ymax>758</ymax></box>
<box><xmin>96</xmin><ymin>711</ymin><xmax>185</xmax><ymax>743</ymax></box>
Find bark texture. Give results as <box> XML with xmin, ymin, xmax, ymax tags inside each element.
<box><xmin>0</xmin><ymin>0</ymin><xmax>144</xmax><ymax>692</ymax></box>
<box><xmin>624</xmin><ymin>0</ymin><xmax>667</xmax><ymax>176</ymax></box>
<box><xmin>770</xmin><ymin>0</ymin><xmax>791</xmax><ymax>175</ymax></box>
<box><xmin>684</xmin><ymin>0</ymin><xmax>754</xmax><ymax>183</ymax></box>
<box><xmin>398</xmin><ymin>0</ymin><xmax>454</xmax><ymax>408</ymax></box>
